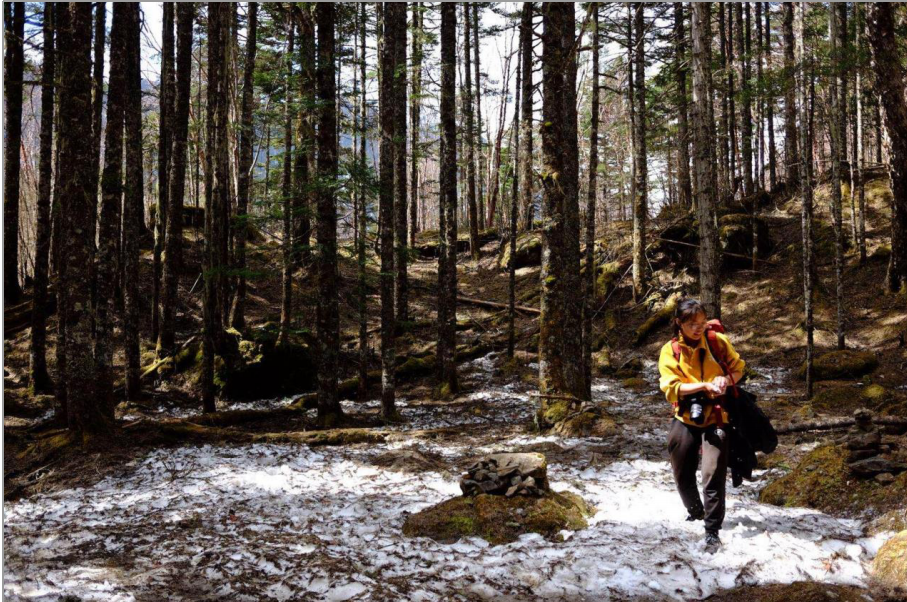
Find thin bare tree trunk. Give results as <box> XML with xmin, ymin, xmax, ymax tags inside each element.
<box><xmin>158</xmin><ymin>3</ymin><xmax>194</xmax><ymax>358</ymax></box>
<box><xmin>437</xmin><ymin>3</ymin><xmax>459</xmax><ymax>395</ymax></box>
<box><xmin>389</xmin><ymin>3</ymin><xmax>409</xmax><ymax>324</ymax></box>
<box><xmin>783</xmin><ymin>2</ymin><xmax>799</xmax><ymax>185</ymax></box>
<box><xmin>692</xmin><ymin>4</ymin><xmax>721</xmax><ymax>319</ymax></box>
<box><xmin>278</xmin><ymin>19</ymin><xmax>295</xmax><ymax>346</ymax></box>
<box><xmin>519</xmin><ymin>4</ymin><xmax>534</xmax><ymax>231</ymax></box>
<box><xmin>795</xmin><ymin>1</ymin><xmax>815</xmax><ymax>398</ymax></box>
<box><xmin>583</xmin><ymin>3</ymin><xmax>601</xmax><ymax>395</ymax></box>
<box><xmin>153</xmin><ymin>3</ymin><xmax>174</xmax><ymax>343</ymax></box>
<box><xmin>96</xmin><ymin>4</ymin><xmax>129</xmax><ymax>411</ymax></box>
<box><xmin>829</xmin><ymin>4</ymin><xmax>846</xmax><ymax>350</ymax></box>
<box><xmin>230</xmin><ymin>2</ymin><xmax>257</xmax><ymax>330</ymax></box>
<box><xmin>315</xmin><ymin>3</ymin><xmax>344</xmax><ymax>426</ymax></box>
<box><xmin>409</xmin><ymin>3</ymin><xmax>423</xmax><ymax>246</ymax></box>
<box><xmin>631</xmin><ymin>4</ymin><xmax>648</xmax><ymax>301</ymax></box>
<box><xmin>463</xmin><ymin>5</ymin><xmax>480</xmax><ymax>260</ymax></box>
<box><xmin>30</xmin><ymin>3</ymin><xmax>56</xmax><ymax>394</ymax></box>
<box><xmin>123</xmin><ymin>2</ymin><xmax>144</xmax><ymax>400</ymax></box>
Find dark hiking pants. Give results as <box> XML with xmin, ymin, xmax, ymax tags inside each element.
<box><xmin>667</xmin><ymin>418</ymin><xmax>729</xmax><ymax>532</ymax></box>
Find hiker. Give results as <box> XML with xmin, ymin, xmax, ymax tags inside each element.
<box><xmin>658</xmin><ymin>298</ymin><xmax>746</xmax><ymax>554</ymax></box>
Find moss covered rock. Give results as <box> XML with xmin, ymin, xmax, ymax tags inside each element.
<box><xmin>498</xmin><ymin>233</ymin><xmax>542</xmax><ymax>270</ymax></box>
<box><xmin>621</xmin><ymin>377</ymin><xmax>649</xmax><ymax>391</ymax></box>
<box><xmin>552</xmin><ymin>411</ymin><xmax>618</xmax><ymax>438</ymax></box>
<box><xmin>759</xmin><ymin>444</ymin><xmax>907</xmax><ymax>514</ymax></box>
<box><xmin>595</xmin><ymin>261</ymin><xmax>622</xmax><ymax>302</ymax></box>
<box><xmin>402</xmin><ymin>491</ymin><xmax>593</xmax><ymax>545</ymax></box>
<box><xmin>592</xmin><ymin>348</ymin><xmax>613</xmax><ymax>376</ymax></box>
<box><xmin>872</xmin><ymin>530</ymin><xmax>907</xmax><ymax>590</ymax></box>
<box><xmin>798</xmin><ymin>349</ymin><xmax>879</xmax><ymax>381</ymax></box>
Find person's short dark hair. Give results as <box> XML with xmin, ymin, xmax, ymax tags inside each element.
<box><xmin>673</xmin><ymin>298</ymin><xmax>706</xmax><ymax>338</ymax></box>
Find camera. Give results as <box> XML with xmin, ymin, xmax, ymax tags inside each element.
<box><xmin>686</xmin><ymin>392</ymin><xmax>710</xmax><ymax>425</ymax></box>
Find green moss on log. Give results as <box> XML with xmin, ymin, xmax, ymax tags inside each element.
<box><xmin>633</xmin><ymin>293</ymin><xmax>680</xmax><ymax>345</ymax></box>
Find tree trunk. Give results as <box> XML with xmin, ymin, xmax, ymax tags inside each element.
<box><xmin>3</xmin><ymin>1</ymin><xmax>25</xmax><ymax>302</ymax></box>
<box><xmin>795</xmin><ymin>1</ymin><xmax>815</xmax><ymax>399</ymax></box>
<box><xmin>59</xmin><ymin>3</ymin><xmax>113</xmax><ymax>439</ymax></box>
<box><xmin>538</xmin><ymin>3</ymin><xmax>587</xmax><ymax>429</ymax></box>
<box><xmin>30</xmin><ymin>3</ymin><xmax>56</xmax><ymax>394</ymax></box>
<box><xmin>278</xmin><ymin>19</ymin><xmax>295</xmax><ymax>346</ymax></box>
<box><xmin>783</xmin><ymin>2</ymin><xmax>799</xmax><ymax>185</ymax></box>
<box><xmin>463</xmin><ymin>5</ymin><xmax>480</xmax><ymax>260</ymax></box>
<box><xmin>438</xmin><ymin>3</ymin><xmax>459</xmax><ymax>395</ymax></box>
<box><xmin>357</xmin><ymin>2</ymin><xmax>369</xmax><ymax>401</ymax></box>
<box><xmin>295</xmin><ymin>7</ymin><xmax>315</xmax><ymax>265</ymax></box>
<box><xmin>727</xmin><ymin>6</ymin><xmax>738</xmax><ymax>193</ymax></box>
<box><xmin>229</xmin><ymin>2</ymin><xmax>256</xmax><ymax>330</ymax></box>
<box><xmin>473</xmin><ymin>6</ymin><xmax>486</xmax><ymax>231</ymax></box>
<box><xmin>854</xmin><ymin>3</ymin><xmax>867</xmax><ymax>265</ymax></box>
<box><xmin>756</xmin><ymin>2</ymin><xmax>764</xmax><ymax>190</ymax></box>
<box><xmin>52</xmin><ymin>4</ymin><xmax>70</xmax><ymax>422</ymax></box>
<box><xmin>388</xmin><ymin>3</ymin><xmax>409</xmax><ymax>324</ymax></box>
<box><xmin>631</xmin><ymin>4</ymin><xmax>648</xmax><ymax>302</ymax></box>
<box><xmin>379</xmin><ymin>1</ymin><xmax>398</xmax><ymax>419</ymax></box>
<box><xmin>123</xmin><ymin>2</ymin><xmax>144</xmax><ymax>400</ymax></box>
<box><xmin>158</xmin><ymin>3</ymin><xmax>194</xmax><ymax>358</ymax></box>
<box><xmin>692</xmin><ymin>4</ymin><xmax>721</xmax><ymax>320</ymax></box>
<box><xmin>485</xmin><ymin>57</ymin><xmax>512</xmax><ymax>230</ymax></box>
<box><xmin>203</xmin><ymin>2</ymin><xmax>229</xmax><ymax>413</ymax></box>
<box><xmin>153</xmin><ymin>4</ymin><xmax>175</xmax><ymax>343</ymax></box>
<box><xmin>409</xmin><ymin>3</ymin><xmax>422</xmax><ymax>246</ymax></box>
<box><xmin>314</xmin><ymin>3</ymin><xmax>344</xmax><ymax>427</ymax></box>
<box><xmin>737</xmin><ymin>3</ymin><xmax>754</xmax><ymax>197</ymax></box>
<box><xmin>509</xmin><ymin>43</ymin><xmax>523</xmax><ymax>360</ymax></box>
<box><xmin>519</xmin><ymin>3</ymin><xmax>534</xmax><ymax>231</ymax></box>
<box><xmin>583</xmin><ymin>3</ymin><xmax>601</xmax><ymax>395</ymax></box>
<box><xmin>89</xmin><ymin>2</ymin><xmax>104</xmax><ymax>308</ymax></box>
<box><xmin>674</xmin><ymin>3</ymin><xmax>692</xmax><ymax>207</ymax></box>
<box><xmin>868</xmin><ymin>3</ymin><xmax>907</xmax><ymax>294</ymax></box>
<box><xmin>765</xmin><ymin>2</ymin><xmax>777</xmax><ymax>189</ymax></box>
<box><xmin>829</xmin><ymin>4</ymin><xmax>846</xmax><ymax>350</ymax></box>
<box><xmin>718</xmin><ymin>4</ymin><xmax>730</xmax><ymax>198</ymax></box>
<box><xmin>96</xmin><ymin>3</ymin><xmax>129</xmax><ymax>411</ymax></box>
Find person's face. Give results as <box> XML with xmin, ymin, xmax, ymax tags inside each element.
<box><xmin>677</xmin><ymin>310</ymin><xmax>707</xmax><ymax>341</ymax></box>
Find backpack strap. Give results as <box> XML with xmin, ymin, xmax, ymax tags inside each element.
<box><xmin>705</xmin><ymin>329</ymin><xmax>739</xmax><ymax>398</ymax></box>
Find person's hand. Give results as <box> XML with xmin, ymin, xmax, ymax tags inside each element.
<box><xmin>703</xmin><ymin>381</ymin><xmax>724</xmax><ymax>397</ymax></box>
<box><xmin>711</xmin><ymin>376</ymin><xmax>728</xmax><ymax>395</ymax></box>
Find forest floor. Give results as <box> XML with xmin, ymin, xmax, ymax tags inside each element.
<box><xmin>3</xmin><ymin>175</ymin><xmax>906</xmax><ymax>601</ymax></box>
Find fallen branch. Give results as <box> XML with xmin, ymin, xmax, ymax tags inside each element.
<box><xmin>776</xmin><ymin>416</ymin><xmax>907</xmax><ymax>434</ymax></box>
<box><xmin>458</xmin><ymin>295</ymin><xmax>540</xmax><ymax>315</ymax></box>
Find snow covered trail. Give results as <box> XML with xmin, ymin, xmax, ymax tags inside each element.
<box><xmin>3</xmin><ymin>355</ymin><xmax>887</xmax><ymax>601</ymax></box>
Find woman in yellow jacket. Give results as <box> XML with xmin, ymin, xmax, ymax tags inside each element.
<box><xmin>658</xmin><ymin>298</ymin><xmax>745</xmax><ymax>553</ymax></box>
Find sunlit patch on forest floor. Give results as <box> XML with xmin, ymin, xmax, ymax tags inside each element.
<box><xmin>3</xmin><ymin>355</ymin><xmax>890</xmax><ymax>602</ymax></box>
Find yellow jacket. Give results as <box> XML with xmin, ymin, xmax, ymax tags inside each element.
<box><xmin>658</xmin><ymin>331</ymin><xmax>746</xmax><ymax>427</ymax></box>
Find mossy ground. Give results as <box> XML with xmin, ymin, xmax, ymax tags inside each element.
<box><xmin>402</xmin><ymin>490</ymin><xmax>593</xmax><ymax>545</ymax></box>
<box><xmin>797</xmin><ymin>349</ymin><xmax>879</xmax><ymax>381</ymax></box>
<box><xmin>759</xmin><ymin>444</ymin><xmax>907</xmax><ymax>515</ymax></box>
<box><xmin>872</xmin><ymin>530</ymin><xmax>907</xmax><ymax>590</ymax></box>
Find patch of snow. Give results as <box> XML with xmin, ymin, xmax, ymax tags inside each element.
<box><xmin>4</xmin><ymin>361</ymin><xmax>877</xmax><ymax>601</ymax></box>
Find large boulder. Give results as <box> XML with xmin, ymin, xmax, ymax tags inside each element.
<box><xmin>872</xmin><ymin>530</ymin><xmax>907</xmax><ymax>591</ymax></box>
<box><xmin>797</xmin><ymin>349</ymin><xmax>879</xmax><ymax>381</ymax></box>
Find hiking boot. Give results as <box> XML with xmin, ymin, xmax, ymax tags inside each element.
<box><xmin>704</xmin><ymin>530</ymin><xmax>721</xmax><ymax>554</ymax></box>
<box><xmin>685</xmin><ymin>505</ymin><xmax>705</xmax><ymax>522</ymax></box>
